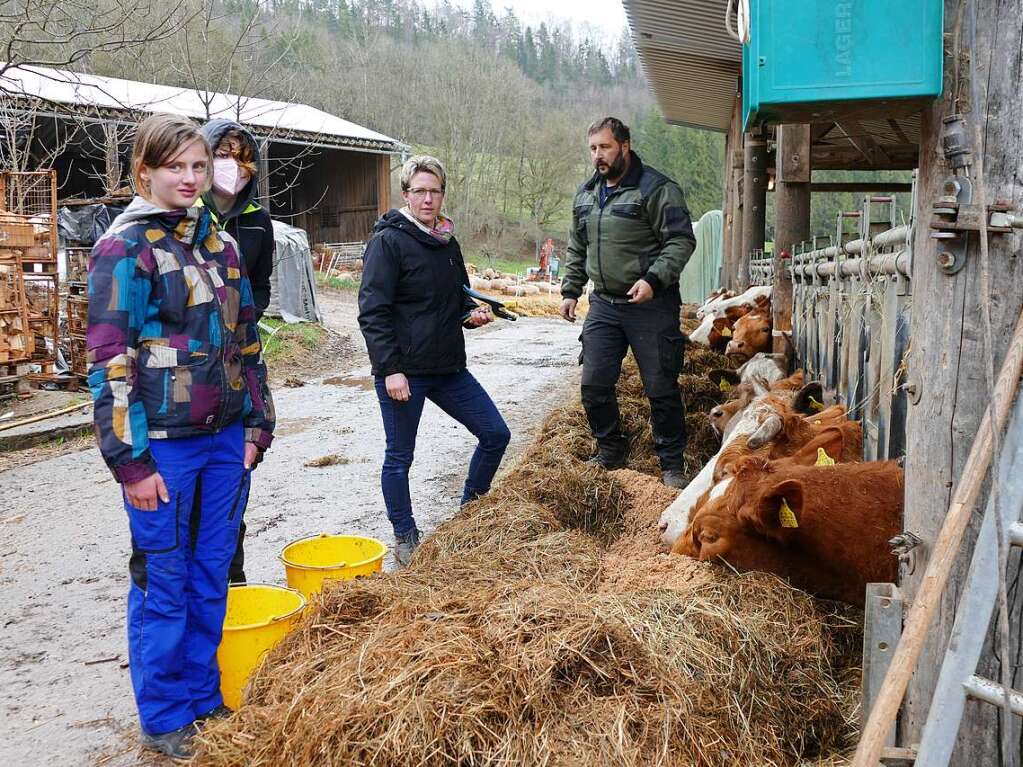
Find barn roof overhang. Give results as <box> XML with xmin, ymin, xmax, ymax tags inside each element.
<box><xmin>622</xmin><ymin>0</ymin><xmax>740</xmax><ymax>133</ymax></box>
<box><xmin>0</xmin><ymin>65</ymin><xmax>407</xmax><ymax>155</ymax></box>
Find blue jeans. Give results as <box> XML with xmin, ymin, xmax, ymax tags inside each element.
<box><xmin>123</xmin><ymin>420</ymin><xmax>249</xmax><ymax>735</ymax></box>
<box><xmin>374</xmin><ymin>369</ymin><xmax>511</xmax><ymax>538</ymax></box>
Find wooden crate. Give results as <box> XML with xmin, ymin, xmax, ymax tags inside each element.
<box><xmin>67</xmin><ymin>295</ymin><xmax>88</xmax><ymax>336</ymax></box>
<box><xmin>0</xmin><ymin>218</ymin><xmax>36</xmax><ymax>247</ymax></box>
<box><xmin>65</xmin><ymin>247</ymin><xmax>91</xmax><ymax>283</ymax></box>
<box><xmin>68</xmin><ymin>333</ymin><xmax>87</xmax><ymax>377</ymax></box>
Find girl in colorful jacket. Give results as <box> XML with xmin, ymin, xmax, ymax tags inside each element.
<box><xmin>86</xmin><ymin>113</ymin><xmax>275</xmax><ymax>760</ymax></box>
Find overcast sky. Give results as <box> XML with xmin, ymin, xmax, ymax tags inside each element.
<box><xmin>451</xmin><ymin>0</ymin><xmax>630</xmax><ymax>41</ymax></box>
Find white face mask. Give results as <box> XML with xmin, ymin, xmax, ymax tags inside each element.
<box><xmin>212</xmin><ymin>157</ymin><xmax>249</xmax><ymax>195</ymax></box>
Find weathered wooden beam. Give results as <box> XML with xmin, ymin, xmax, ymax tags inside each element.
<box><xmin>804</xmin><ymin>182</ymin><xmax>913</xmax><ymax>193</ymax></box>
<box><xmin>773</xmin><ymin>124</ymin><xmax>810</xmax><ymax>352</ymax></box>
<box><xmin>740</xmin><ymin>135</ymin><xmax>768</xmax><ymax>290</ymax></box>
<box><xmin>835</xmin><ymin>119</ymin><xmax>892</xmax><ymax>167</ymax></box>
<box><xmin>811</xmin><ymin>144</ymin><xmax>919</xmax><ymax>171</ymax></box>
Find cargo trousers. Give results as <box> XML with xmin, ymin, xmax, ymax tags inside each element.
<box><xmin>579</xmin><ymin>290</ymin><xmax>687</xmax><ymax>469</ymax></box>
<box><xmin>124</xmin><ymin>420</ymin><xmax>249</xmax><ymax>735</ymax></box>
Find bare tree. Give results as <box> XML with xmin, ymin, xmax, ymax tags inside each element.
<box><xmin>0</xmin><ymin>0</ymin><xmax>186</xmax><ymax>85</ymax></box>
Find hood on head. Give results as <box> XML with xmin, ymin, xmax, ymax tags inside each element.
<box><xmin>199</xmin><ymin>118</ymin><xmax>261</xmax><ymax>221</ymax></box>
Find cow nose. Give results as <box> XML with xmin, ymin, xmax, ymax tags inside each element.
<box><xmin>658</xmin><ymin>520</ymin><xmax>667</xmax><ymax>532</ymax></box>
<box><xmin>711</xmin><ymin>407</ymin><xmax>722</xmax><ymax>417</ymax></box>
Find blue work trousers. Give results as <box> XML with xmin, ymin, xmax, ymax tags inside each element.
<box><xmin>124</xmin><ymin>420</ymin><xmax>249</xmax><ymax>735</ymax></box>
<box><xmin>374</xmin><ymin>369</ymin><xmax>510</xmax><ymax>538</ymax></box>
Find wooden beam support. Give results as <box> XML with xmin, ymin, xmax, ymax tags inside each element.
<box><xmin>835</xmin><ymin>119</ymin><xmax>892</xmax><ymax>167</ymax></box>
<box><xmin>740</xmin><ymin>134</ymin><xmax>768</xmax><ymax>290</ymax></box>
<box><xmin>773</xmin><ymin>124</ymin><xmax>810</xmax><ymax>352</ymax></box>
<box><xmin>803</xmin><ymin>182</ymin><xmax>913</xmax><ymax>193</ymax></box>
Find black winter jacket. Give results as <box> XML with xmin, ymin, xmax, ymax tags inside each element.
<box><xmin>358</xmin><ymin>209</ymin><xmax>477</xmax><ymax>377</ymax></box>
<box><xmin>199</xmin><ymin>119</ymin><xmax>275</xmax><ymax>320</ymax></box>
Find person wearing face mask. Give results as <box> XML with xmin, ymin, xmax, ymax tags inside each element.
<box><xmin>559</xmin><ymin>117</ymin><xmax>697</xmax><ymax>489</ymax></box>
<box><xmin>199</xmin><ymin>120</ymin><xmax>274</xmax><ymax>321</ymax></box>
<box><xmin>198</xmin><ymin>119</ymin><xmax>276</xmax><ymax>586</ymax></box>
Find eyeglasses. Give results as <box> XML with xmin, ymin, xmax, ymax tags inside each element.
<box><xmin>407</xmin><ymin>187</ymin><xmax>444</xmax><ymax>198</ymax></box>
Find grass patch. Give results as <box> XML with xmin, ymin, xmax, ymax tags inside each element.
<box><xmin>258</xmin><ymin>318</ymin><xmax>327</xmax><ymax>365</ymax></box>
<box><xmin>315</xmin><ymin>272</ymin><xmax>360</xmax><ymax>291</ymax></box>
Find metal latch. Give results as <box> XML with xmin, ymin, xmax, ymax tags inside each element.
<box><xmin>930</xmin><ymin>177</ymin><xmax>1015</xmax><ymax>274</ymax></box>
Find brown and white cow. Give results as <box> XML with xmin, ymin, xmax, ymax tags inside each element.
<box><xmin>672</xmin><ymin>454</ymin><xmax>902</xmax><ymax>606</ymax></box>
<box><xmin>725</xmin><ymin>311</ymin><xmax>772</xmax><ymax>361</ymax></box>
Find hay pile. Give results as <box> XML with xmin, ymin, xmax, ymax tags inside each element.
<box><xmin>195</xmin><ymin>347</ymin><xmax>862</xmax><ymax>767</ymax></box>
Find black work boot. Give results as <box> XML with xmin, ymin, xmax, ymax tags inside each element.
<box><xmin>394</xmin><ymin>528</ymin><xmax>422</xmax><ymax>568</ymax></box>
<box><xmin>661</xmin><ymin>468</ymin><xmax>688</xmax><ymax>489</ymax></box>
<box><xmin>140</xmin><ymin>724</ymin><xmax>194</xmax><ymax>761</ymax></box>
<box><xmin>586</xmin><ymin>443</ymin><xmax>628</xmax><ymax>470</ymax></box>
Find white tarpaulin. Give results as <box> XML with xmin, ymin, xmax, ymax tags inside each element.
<box><xmin>268</xmin><ymin>221</ymin><xmax>322</xmax><ymax>324</ymax></box>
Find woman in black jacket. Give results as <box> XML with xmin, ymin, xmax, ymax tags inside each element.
<box><xmin>358</xmin><ymin>155</ymin><xmax>511</xmax><ymax>566</ymax></box>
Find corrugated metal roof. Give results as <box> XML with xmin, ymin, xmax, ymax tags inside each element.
<box><xmin>623</xmin><ymin>0</ymin><xmax>740</xmax><ymax>132</ymax></box>
<box><xmin>0</xmin><ymin>64</ymin><xmax>404</xmax><ymax>153</ymax></box>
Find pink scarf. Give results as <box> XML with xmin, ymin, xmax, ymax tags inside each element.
<box><xmin>400</xmin><ymin>206</ymin><xmax>454</xmax><ymax>243</ymax></box>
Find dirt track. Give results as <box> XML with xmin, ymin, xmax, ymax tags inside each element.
<box><xmin>0</xmin><ymin>290</ymin><xmax>581</xmax><ymax>766</ymax></box>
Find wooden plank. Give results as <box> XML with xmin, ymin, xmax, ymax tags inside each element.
<box><xmin>776</xmin><ymin>123</ymin><xmax>811</xmax><ymax>183</ymax></box>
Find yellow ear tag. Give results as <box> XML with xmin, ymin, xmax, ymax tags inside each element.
<box><xmin>808</xmin><ymin>395</ymin><xmax>825</xmax><ymax>412</ymax></box>
<box><xmin>778</xmin><ymin>498</ymin><xmax>799</xmax><ymax>528</ymax></box>
<box><xmin>721</xmin><ymin>327</ymin><xmax>732</xmax><ymax>337</ymax></box>
<box><xmin>815</xmin><ymin>447</ymin><xmax>836</xmax><ymax>466</ymax></box>
<box><xmin>719</xmin><ymin>379</ymin><xmax>732</xmax><ymax>392</ymax></box>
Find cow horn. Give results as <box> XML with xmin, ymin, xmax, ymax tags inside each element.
<box><xmin>747</xmin><ymin>413</ymin><xmax>782</xmax><ymax>448</ymax></box>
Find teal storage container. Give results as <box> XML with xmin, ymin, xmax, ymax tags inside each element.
<box><xmin>742</xmin><ymin>0</ymin><xmax>944</xmax><ymax>130</ymax></box>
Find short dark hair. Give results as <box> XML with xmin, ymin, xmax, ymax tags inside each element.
<box><xmin>587</xmin><ymin>117</ymin><xmax>630</xmax><ymax>144</ymax></box>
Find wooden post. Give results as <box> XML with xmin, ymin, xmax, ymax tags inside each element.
<box><xmin>773</xmin><ymin>124</ymin><xmax>811</xmax><ymax>355</ymax></box>
<box><xmin>377</xmin><ymin>154</ymin><xmax>391</xmax><ymax>217</ymax></box>
<box><xmin>721</xmin><ymin>100</ymin><xmax>744</xmax><ymax>290</ymax></box>
<box><xmin>896</xmin><ymin>2</ymin><xmax>1023</xmax><ymax>762</ymax></box>
<box><xmin>740</xmin><ymin>134</ymin><xmax>767</xmax><ymax>290</ymax></box>
<box><xmin>258</xmin><ymin>138</ymin><xmax>271</xmax><ymax>214</ymax></box>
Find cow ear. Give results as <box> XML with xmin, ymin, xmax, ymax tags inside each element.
<box><xmin>790</xmin><ymin>428</ymin><xmax>845</xmax><ymax>466</ymax></box>
<box><xmin>748</xmin><ymin>479</ymin><xmax>804</xmax><ymax>540</ymax></box>
<box><xmin>708</xmin><ymin>368</ymin><xmax>741</xmax><ymax>388</ymax></box>
<box><xmin>791</xmin><ymin>381</ymin><xmax>825</xmax><ymax>415</ymax></box>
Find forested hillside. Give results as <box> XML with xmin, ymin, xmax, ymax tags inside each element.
<box><xmin>82</xmin><ymin>0</ymin><xmax>724</xmax><ymax>258</ymax></box>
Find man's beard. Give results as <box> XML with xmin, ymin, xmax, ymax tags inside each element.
<box><xmin>595</xmin><ymin>149</ymin><xmax>627</xmax><ymax>180</ymax></box>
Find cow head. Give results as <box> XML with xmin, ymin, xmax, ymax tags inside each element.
<box><xmin>708</xmin><ymin>316</ymin><xmax>734</xmax><ymax>352</ymax></box>
<box><xmin>744</xmin><ymin>478</ymin><xmax>806</xmax><ymax>544</ymax></box>
<box><xmin>674</xmin><ymin>491</ymin><xmax>793</xmax><ymax>578</ymax></box>
<box><xmin>725</xmin><ymin>312</ymin><xmax>772</xmax><ymax>361</ymax></box>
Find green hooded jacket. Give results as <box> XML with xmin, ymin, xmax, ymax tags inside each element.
<box><xmin>561</xmin><ymin>151</ymin><xmax>696</xmax><ymax>300</ymax></box>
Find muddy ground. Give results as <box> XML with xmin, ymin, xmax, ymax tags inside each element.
<box><xmin>0</xmin><ymin>288</ymin><xmax>583</xmax><ymax>766</ymax></box>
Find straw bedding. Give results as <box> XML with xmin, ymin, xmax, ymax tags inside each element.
<box><xmin>195</xmin><ymin>347</ymin><xmax>862</xmax><ymax>767</ymax></box>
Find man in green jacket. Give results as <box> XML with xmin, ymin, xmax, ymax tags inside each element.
<box><xmin>560</xmin><ymin>117</ymin><xmax>696</xmax><ymax>488</ymax></box>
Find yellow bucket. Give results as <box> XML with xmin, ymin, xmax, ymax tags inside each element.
<box><xmin>280</xmin><ymin>533</ymin><xmax>387</xmax><ymax>598</ymax></box>
<box><xmin>217</xmin><ymin>583</ymin><xmax>306</xmax><ymax>710</ymax></box>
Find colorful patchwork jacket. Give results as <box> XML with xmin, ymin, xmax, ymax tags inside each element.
<box><xmin>87</xmin><ymin>197</ymin><xmax>275</xmax><ymax>484</ymax></box>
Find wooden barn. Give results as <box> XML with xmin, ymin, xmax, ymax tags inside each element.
<box><xmin>0</xmin><ymin>65</ymin><xmax>404</xmax><ymax>244</ymax></box>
